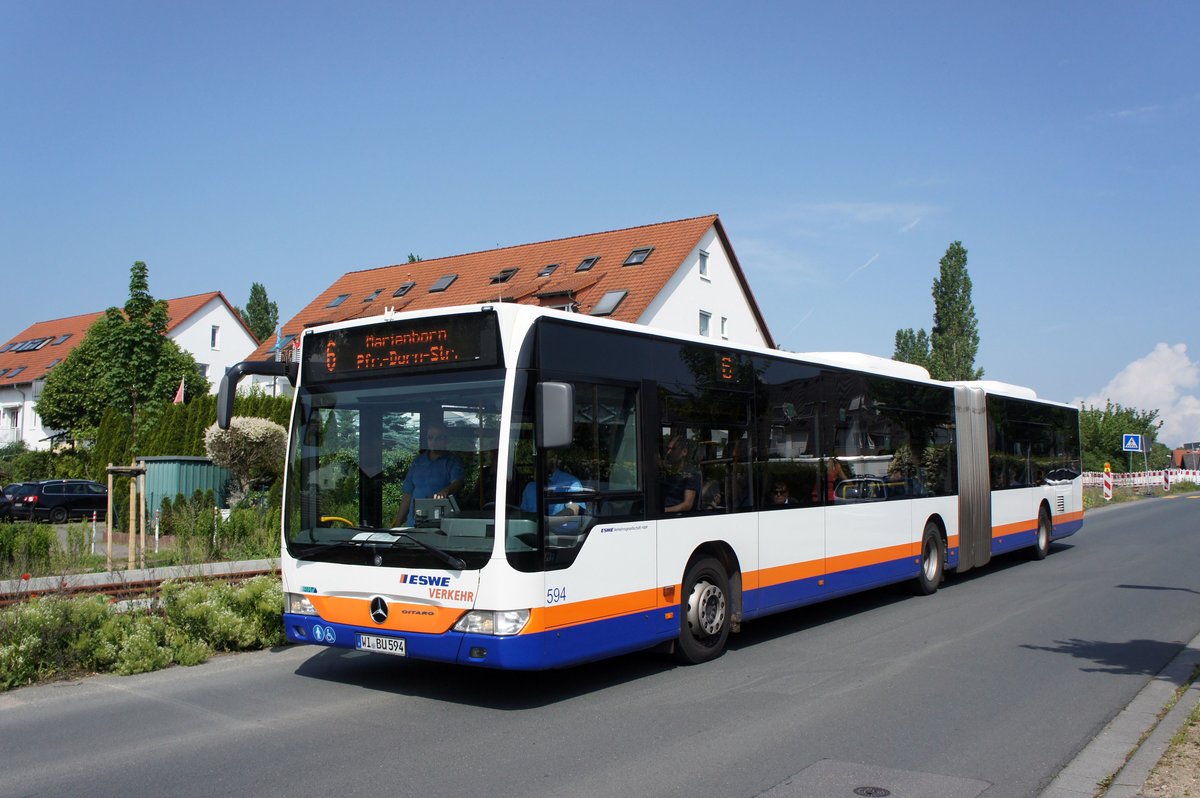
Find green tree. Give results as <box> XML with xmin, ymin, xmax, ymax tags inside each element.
<box><xmin>1079</xmin><ymin>400</ymin><xmax>1164</xmax><ymax>472</ymax></box>
<box><xmin>892</xmin><ymin>328</ymin><xmax>931</xmax><ymax>370</ymax></box>
<box><xmin>37</xmin><ymin>262</ymin><xmax>209</xmax><ymax>446</ymax></box>
<box><xmin>237</xmin><ymin>282</ymin><xmax>278</xmax><ymax>343</ymax></box>
<box><xmin>204</xmin><ymin>417</ymin><xmax>287</xmax><ymax>507</ymax></box>
<box><xmin>893</xmin><ymin>241</ymin><xmax>984</xmax><ymax>381</ymax></box>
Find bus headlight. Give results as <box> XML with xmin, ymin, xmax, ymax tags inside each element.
<box><xmin>286</xmin><ymin>593</ymin><xmax>318</xmax><ymax>615</ymax></box>
<box><xmin>453</xmin><ymin>609</ymin><xmax>530</xmax><ymax>636</ymax></box>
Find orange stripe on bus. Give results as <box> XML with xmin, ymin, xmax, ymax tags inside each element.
<box><xmin>308</xmin><ymin>595</ymin><xmax>463</xmax><ymax>634</ymax></box>
<box><xmin>543</xmin><ymin>589</ymin><xmax>661</xmax><ymax>629</ymax></box>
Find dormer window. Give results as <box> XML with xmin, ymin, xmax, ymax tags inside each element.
<box><xmin>429</xmin><ymin>274</ymin><xmax>458</xmax><ymax>292</ymax></box>
<box><xmin>363</xmin><ymin>289</ymin><xmax>383</xmax><ymax>302</ymax></box>
<box><xmin>575</xmin><ymin>256</ymin><xmax>599</xmax><ymax>272</ymax></box>
<box><xmin>327</xmin><ymin>294</ymin><xmax>350</xmax><ymax>308</ymax></box>
<box><xmin>590</xmin><ymin>290</ymin><xmax>628</xmax><ymax>317</ymax></box>
<box><xmin>624</xmin><ymin>247</ymin><xmax>654</xmax><ymax>266</ymax></box>
<box><xmin>490</xmin><ymin>268</ymin><xmax>519</xmax><ymax>284</ymax></box>
<box><xmin>393</xmin><ymin>281</ymin><xmax>416</xmax><ymax>297</ymax></box>
<box><xmin>538</xmin><ymin>264</ymin><xmax>560</xmax><ymax>277</ymax></box>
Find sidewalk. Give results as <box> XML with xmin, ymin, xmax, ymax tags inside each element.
<box><xmin>1041</xmin><ymin>629</ymin><xmax>1200</xmax><ymax>797</ymax></box>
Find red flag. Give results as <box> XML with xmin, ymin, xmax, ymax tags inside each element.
<box><xmin>173</xmin><ymin>378</ymin><xmax>185</xmax><ymax>404</ymax></box>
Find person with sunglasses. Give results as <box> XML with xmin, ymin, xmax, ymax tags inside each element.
<box><xmin>393</xmin><ymin>424</ymin><xmax>465</xmax><ymax>526</ymax></box>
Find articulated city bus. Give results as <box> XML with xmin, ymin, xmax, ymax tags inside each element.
<box><xmin>218</xmin><ymin>303</ymin><xmax>1083</xmax><ymax>669</ymax></box>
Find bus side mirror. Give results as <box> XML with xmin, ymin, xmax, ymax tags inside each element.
<box><xmin>217</xmin><ymin>360</ymin><xmax>296</xmax><ymax>429</ymax></box>
<box><xmin>537</xmin><ymin>382</ymin><xmax>574</xmax><ymax>449</ymax></box>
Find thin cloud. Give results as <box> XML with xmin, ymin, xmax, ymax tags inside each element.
<box><xmin>845</xmin><ymin>253</ymin><xmax>880</xmax><ymax>281</ymax></box>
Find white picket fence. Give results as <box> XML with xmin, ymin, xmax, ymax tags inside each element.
<box><xmin>1082</xmin><ymin>470</ymin><xmax>1200</xmax><ymax>488</ymax></box>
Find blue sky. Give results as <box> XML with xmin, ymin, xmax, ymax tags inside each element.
<box><xmin>3</xmin><ymin>2</ymin><xmax>1198</xmax><ymax>445</ymax></box>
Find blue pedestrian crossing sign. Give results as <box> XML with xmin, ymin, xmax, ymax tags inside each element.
<box><xmin>1122</xmin><ymin>434</ymin><xmax>1143</xmax><ymax>452</ymax></box>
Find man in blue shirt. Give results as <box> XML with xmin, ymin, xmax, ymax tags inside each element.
<box><xmin>394</xmin><ymin>425</ymin><xmax>465</xmax><ymax>526</ymax></box>
<box><xmin>520</xmin><ymin>452</ymin><xmax>586</xmax><ymax>516</ymax></box>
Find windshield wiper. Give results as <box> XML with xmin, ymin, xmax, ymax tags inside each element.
<box><xmin>294</xmin><ymin>539</ymin><xmax>363</xmax><ymax>557</ymax></box>
<box><xmin>389</xmin><ymin>531</ymin><xmax>466</xmax><ymax>571</ymax></box>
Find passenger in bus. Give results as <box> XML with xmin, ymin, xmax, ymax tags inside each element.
<box><xmin>393</xmin><ymin>425</ymin><xmax>465</xmax><ymax>526</ymax></box>
<box><xmin>661</xmin><ymin>433</ymin><xmax>701</xmax><ymax>513</ymax></box>
<box><xmin>768</xmin><ymin>480</ymin><xmax>800</xmax><ymax>507</ymax></box>
<box><xmin>701</xmin><ymin>479</ymin><xmax>724</xmax><ymax>510</ymax></box>
<box><xmin>519</xmin><ymin>451</ymin><xmax>587</xmax><ymax>516</ymax></box>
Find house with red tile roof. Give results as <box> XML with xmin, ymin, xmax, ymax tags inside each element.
<box><xmin>246</xmin><ymin>215</ymin><xmax>775</xmax><ymax>365</ymax></box>
<box><xmin>0</xmin><ymin>292</ymin><xmax>257</xmax><ymax>450</ymax></box>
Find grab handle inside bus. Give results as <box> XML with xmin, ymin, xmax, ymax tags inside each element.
<box><xmin>217</xmin><ymin>360</ymin><xmax>297</xmax><ymax>429</ymax></box>
<box><xmin>537</xmin><ymin>381</ymin><xmax>574</xmax><ymax>449</ymax></box>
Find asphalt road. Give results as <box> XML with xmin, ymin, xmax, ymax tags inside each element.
<box><xmin>2</xmin><ymin>495</ymin><xmax>1198</xmax><ymax>798</ymax></box>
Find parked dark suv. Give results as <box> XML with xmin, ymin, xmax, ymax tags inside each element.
<box><xmin>12</xmin><ymin>479</ymin><xmax>108</xmax><ymax>523</ymax></box>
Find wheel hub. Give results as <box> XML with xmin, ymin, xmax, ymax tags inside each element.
<box><xmin>687</xmin><ymin>580</ymin><xmax>726</xmax><ymax>637</ymax></box>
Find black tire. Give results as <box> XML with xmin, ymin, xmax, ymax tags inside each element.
<box><xmin>674</xmin><ymin>557</ymin><xmax>731</xmax><ymax>664</ymax></box>
<box><xmin>49</xmin><ymin>506</ymin><xmax>69</xmax><ymax>524</ymax></box>
<box><xmin>914</xmin><ymin>521</ymin><xmax>945</xmax><ymax>596</ymax></box>
<box><xmin>1030</xmin><ymin>507</ymin><xmax>1051</xmax><ymax>560</ymax></box>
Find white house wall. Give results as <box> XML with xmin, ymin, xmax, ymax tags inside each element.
<box><xmin>637</xmin><ymin>226</ymin><xmax>769</xmax><ymax>348</ymax></box>
<box><xmin>168</xmin><ymin>298</ymin><xmax>259</xmax><ymax>393</ymax></box>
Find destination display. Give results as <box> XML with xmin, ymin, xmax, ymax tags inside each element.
<box><xmin>303</xmin><ymin>313</ymin><xmax>501</xmax><ymax>381</ymax></box>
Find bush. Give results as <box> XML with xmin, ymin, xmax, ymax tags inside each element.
<box><xmin>0</xmin><ymin>576</ymin><xmax>285</xmax><ymax>690</ymax></box>
<box><xmin>0</xmin><ymin>522</ymin><xmax>56</xmax><ymax>579</ymax></box>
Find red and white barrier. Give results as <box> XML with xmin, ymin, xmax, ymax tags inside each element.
<box><xmin>1082</xmin><ymin>470</ymin><xmax>1200</xmax><ymax>488</ymax></box>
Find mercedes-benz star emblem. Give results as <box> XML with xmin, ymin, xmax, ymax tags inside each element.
<box><xmin>370</xmin><ymin>597</ymin><xmax>389</xmax><ymax>624</ymax></box>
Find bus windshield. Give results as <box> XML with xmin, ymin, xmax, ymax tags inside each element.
<box><xmin>284</xmin><ymin>370</ymin><xmax>503</xmax><ymax>571</ymax></box>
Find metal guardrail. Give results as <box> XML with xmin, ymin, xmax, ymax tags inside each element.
<box><xmin>0</xmin><ymin>559</ymin><xmax>279</xmax><ymax>608</ymax></box>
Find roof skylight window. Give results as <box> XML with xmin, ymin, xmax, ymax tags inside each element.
<box><xmin>590</xmin><ymin>290</ymin><xmax>629</xmax><ymax>317</ymax></box>
<box><xmin>363</xmin><ymin>289</ymin><xmax>383</xmax><ymax>302</ymax></box>
<box><xmin>7</xmin><ymin>366</ymin><xmax>25</xmax><ymax>378</ymax></box>
<box><xmin>575</xmin><ymin>256</ymin><xmax>599</xmax><ymax>272</ymax></box>
<box><xmin>429</xmin><ymin>274</ymin><xmax>458</xmax><ymax>292</ymax></box>
<box><xmin>538</xmin><ymin>264</ymin><xmax>560</xmax><ymax>277</ymax></box>
<box><xmin>490</xmin><ymin>268</ymin><xmax>519</xmax><ymax>284</ymax></box>
<box><xmin>0</xmin><ymin>368</ymin><xmax>8</xmax><ymax>377</ymax></box>
<box><xmin>327</xmin><ymin>294</ymin><xmax>350</xmax><ymax>308</ymax></box>
<box><xmin>623</xmin><ymin>247</ymin><xmax>654</xmax><ymax>266</ymax></box>
<box><xmin>52</xmin><ymin>334</ymin><xmax>72</xmax><ymax>345</ymax></box>
<box><xmin>393</xmin><ymin>281</ymin><xmax>416</xmax><ymax>297</ymax></box>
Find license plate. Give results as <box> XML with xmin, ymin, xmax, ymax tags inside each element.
<box><xmin>356</xmin><ymin>633</ymin><xmax>406</xmax><ymax>656</ymax></box>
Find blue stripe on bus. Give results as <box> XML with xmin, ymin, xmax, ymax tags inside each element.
<box><xmin>745</xmin><ymin>554</ymin><xmax>920</xmax><ymax>618</ymax></box>
<box><xmin>285</xmin><ymin>611</ymin><xmax>679</xmax><ymax>671</ymax></box>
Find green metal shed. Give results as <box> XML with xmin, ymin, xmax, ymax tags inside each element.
<box><xmin>136</xmin><ymin>456</ymin><xmax>232</xmax><ymax>515</ymax></box>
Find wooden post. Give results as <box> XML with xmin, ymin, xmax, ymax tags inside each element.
<box><xmin>127</xmin><ymin>461</ymin><xmax>136</xmax><ymax>571</ymax></box>
<box><xmin>105</xmin><ymin>465</ymin><xmax>114</xmax><ymax>572</ymax></box>
<box><xmin>138</xmin><ymin>471</ymin><xmax>147</xmax><ymax>570</ymax></box>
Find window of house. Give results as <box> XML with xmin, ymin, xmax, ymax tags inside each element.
<box><xmin>198</xmin><ymin>363</ymin><xmax>209</xmax><ymax>378</ymax></box>
<box><xmin>0</xmin><ymin>343</ymin><xmax>14</xmax><ymax>353</ymax></box>
<box><xmin>47</xmin><ymin>359</ymin><xmax>61</xmax><ymax>369</ymax></box>
<box><xmin>393</xmin><ymin>282</ymin><xmax>416</xmax><ymax>297</ymax></box>
<box><xmin>327</xmin><ymin>294</ymin><xmax>350</xmax><ymax>308</ymax></box>
<box><xmin>699</xmin><ymin>311</ymin><xmax>711</xmax><ymax>337</ymax></box>
<box><xmin>590</xmin><ymin>290</ymin><xmax>628</xmax><ymax>316</ymax></box>
<box><xmin>7</xmin><ymin>366</ymin><xmax>25</xmax><ymax>379</ymax></box>
<box><xmin>0</xmin><ymin>368</ymin><xmax>8</xmax><ymax>377</ymax></box>
<box><xmin>52</xmin><ymin>334</ymin><xmax>72</xmax><ymax>345</ymax></box>
<box><xmin>363</xmin><ymin>289</ymin><xmax>383</xmax><ymax>302</ymax></box>
<box><xmin>429</xmin><ymin>274</ymin><xmax>458</xmax><ymax>292</ymax></box>
<box><xmin>623</xmin><ymin>247</ymin><xmax>654</xmax><ymax>266</ymax></box>
<box><xmin>490</xmin><ymin>268</ymin><xmax>519</xmax><ymax>284</ymax></box>
<box><xmin>720</xmin><ymin>317</ymin><xmax>728</xmax><ymax>339</ymax></box>
<box><xmin>211</xmin><ymin>325</ymin><xmax>220</xmax><ymax>349</ymax></box>
<box><xmin>575</xmin><ymin>256</ymin><xmax>599</xmax><ymax>272</ymax></box>
<box><xmin>699</xmin><ymin>250</ymin><xmax>710</xmax><ymax>280</ymax></box>
<box><xmin>538</xmin><ymin>264</ymin><xmax>560</xmax><ymax>278</ymax></box>
<box><xmin>2</xmin><ymin>407</ymin><xmax>19</xmax><ymax>429</ymax></box>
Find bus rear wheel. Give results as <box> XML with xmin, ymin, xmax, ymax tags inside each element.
<box><xmin>915</xmin><ymin>521</ymin><xmax>944</xmax><ymax>596</ymax></box>
<box><xmin>675</xmin><ymin>557</ymin><xmax>731</xmax><ymax>664</ymax></box>
<box><xmin>1030</xmin><ymin>508</ymin><xmax>1052</xmax><ymax>560</ymax></box>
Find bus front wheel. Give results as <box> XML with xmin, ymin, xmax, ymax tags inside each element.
<box><xmin>675</xmin><ymin>557</ymin><xmax>731</xmax><ymax>664</ymax></box>
<box><xmin>915</xmin><ymin>522</ymin><xmax>945</xmax><ymax>596</ymax></box>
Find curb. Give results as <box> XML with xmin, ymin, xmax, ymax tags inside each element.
<box><xmin>1040</xmin><ymin>630</ymin><xmax>1200</xmax><ymax>797</ymax></box>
